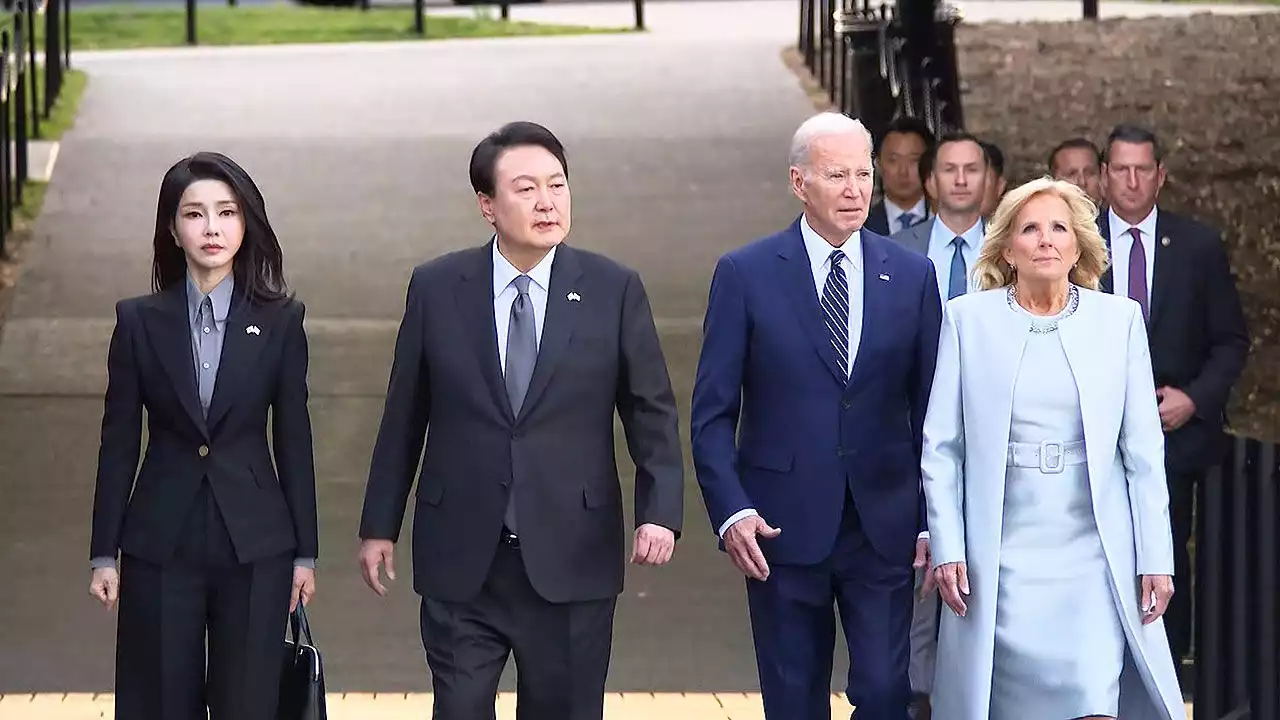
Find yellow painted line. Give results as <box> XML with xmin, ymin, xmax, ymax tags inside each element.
<box><xmin>0</xmin><ymin>693</ymin><xmax>1194</xmax><ymax>719</ymax></box>
<box><xmin>0</xmin><ymin>692</ymin><xmax>840</xmax><ymax>719</ymax></box>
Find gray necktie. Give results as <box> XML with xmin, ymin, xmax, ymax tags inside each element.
<box><xmin>503</xmin><ymin>274</ymin><xmax>537</xmax><ymax>532</ymax></box>
<box><xmin>197</xmin><ymin>297</ymin><xmax>217</xmax><ymax>417</ymax></box>
<box><xmin>948</xmin><ymin>236</ymin><xmax>967</xmax><ymax>300</ymax></box>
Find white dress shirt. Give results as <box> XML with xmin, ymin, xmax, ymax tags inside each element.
<box><xmin>493</xmin><ymin>239</ymin><xmax>556</xmax><ymax>372</ymax></box>
<box><xmin>926</xmin><ymin>216</ymin><xmax>985</xmax><ymax>300</ymax></box>
<box><xmin>717</xmin><ymin>215</ymin><xmax>866</xmax><ymax>538</ymax></box>
<box><xmin>1106</xmin><ymin>206</ymin><xmax>1157</xmax><ymax>305</ymax></box>
<box><xmin>886</xmin><ymin>197</ymin><xmax>930</xmax><ymax>235</ymax></box>
<box><xmin>801</xmin><ymin>214</ymin><xmax>864</xmax><ymax>377</ymax></box>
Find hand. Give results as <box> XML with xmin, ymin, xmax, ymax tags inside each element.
<box><xmin>914</xmin><ymin>537</ymin><xmax>936</xmax><ymax>598</ymax></box>
<box><xmin>724</xmin><ymin>515</ymin><xmax>781</xmax><ymax>582</ymax></box>
<box><xmin>1156</xmin><ymin>387</ymin><xmax>1195</xmax><ymax>431</ymax></box>
<box><xmin>290</xmin><ymin>567</ymin><xmax>316</xmax><ymax>613</ymax></box>
<box><xmin>1140</xmin><ymin>574</ymin><xmax>1174</xmax><ymax>625</ymax></box>
<box><xmin>359</xmin><ymin>539</ymin><xmax>397</xmax><ymax>597</ymax></box>
<box><xmin>631</xmin><ymin>523</ymin><xmax>676</xmax><ymax>566</ymax></box>
<box><xmin>934</xmin><ymin>561</ymin><xmax>969</xmax><ymax>617</ymax></box>
<box><xmin>89</xmin><ymin>567</ymin><xmax>120</xmax><ymax>610</ymax></box>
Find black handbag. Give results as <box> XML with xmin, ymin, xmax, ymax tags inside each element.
<box><xmin>278</xmin><ymin>604</ymin><xmax>327</xmax><ymax>720</ymax></box>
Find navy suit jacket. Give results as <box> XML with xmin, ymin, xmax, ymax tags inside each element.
<box><xmin>690</xmin><ymin>216</ymin><xmax>943</xmax><ymax>566</ymax></box>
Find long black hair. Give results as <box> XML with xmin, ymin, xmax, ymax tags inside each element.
<box><xmin>150</xmin><ymin>151</ymin><xmax>290</xmax><ymax>304</ymax></box>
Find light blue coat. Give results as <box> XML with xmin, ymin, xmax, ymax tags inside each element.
<box><xmin>921</xmin><ymin>286</ymin><xmax>1185</xmax><ymax>720</ymax></box>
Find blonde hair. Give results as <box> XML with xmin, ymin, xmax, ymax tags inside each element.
<box><xmin>972</xmin><ymin>176</ymin><xmax>1110</xmax><ymax>291</ymax></box>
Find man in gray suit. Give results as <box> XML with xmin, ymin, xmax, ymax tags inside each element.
<box><xmin>890</xmin><ymin>130</ymin><xmax>991</xmax><ymax>718</ymax></box>
<box><xmin>893</xmin><ymin>131</ymin><xmax>990</xmax><ymax>302</ymax></box>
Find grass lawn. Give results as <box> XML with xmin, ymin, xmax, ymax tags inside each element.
<box><xmin>28</xmin><ymin>4</ymin><xmax>629</xmax><ymax>51</ymax></box>
<box><xmin>10</xmin><ymin>66</ymin><xmax>88</xmax><ymax>143</ymax></box>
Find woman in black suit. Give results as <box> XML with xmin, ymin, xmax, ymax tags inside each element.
<box><xmin>87</xmin><ymin>151</ymin><xmax>319</xmax><ymax>720</ymax></box>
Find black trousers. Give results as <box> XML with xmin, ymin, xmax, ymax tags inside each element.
<box><xmin>115</xmin><ymin>482</ymin><xmax>294</xmax><ymax>720</ymax></box>
<box><xmin>1166</xmin><ymin>469</ymin><xmax>1199</xmax><ymax>664</ymax></box>
<box><xmin>419</xmin><ymin>532</ymin><xmax>618</xmax><ymax>720</ymax></box>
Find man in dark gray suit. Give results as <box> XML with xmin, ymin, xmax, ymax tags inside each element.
<box><xmin>892</xmin><ymin>131</ymin><xmax>990</xmax><ymax>301</ymax></box>
<box><xmin>356</xmin><ymin>121</ymin><xmax>685</xmax><ymax>720</ymax></box>
<box><xmin>890</xmin><ymin>130</ymin><xmax>991</xmax><ymax>718</ymax></box>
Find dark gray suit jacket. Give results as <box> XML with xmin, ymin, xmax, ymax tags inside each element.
<box><xmin>1097</xmin><ymin>210</ymin><xmax>1250</xmax><ymax>474</ymax></box>
<box><xmin>91</xmin><ymin>283</ymin><xmax>318</xmax><ymax>567</ymax></box>
<box><xmin>889</xmin><ymin>216</ymin><xmax>935</xmax><ymax>257</ymax></box>
<box><xmin>358</xmin><ymin>241</ymin><xmax>684</xmax><ymax>604</ymax></box>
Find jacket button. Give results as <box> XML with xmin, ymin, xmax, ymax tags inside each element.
<box><xmin>198</xmin><ymin>445</ymin><xmax>209</xmax><ymax>457</ymax></box>
<box><xmin>841</xmin><ymin>400</ymin><xmax>851</xmax><ymax>410</ymax></box>
<box><xmin>836</xmin><ymin>447</ymin><xmax>845</xmax><ymax>457</ymax></box>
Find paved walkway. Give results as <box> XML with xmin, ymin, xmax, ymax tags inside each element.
<box><xmin>0</xmin><ymin>0</ymin><xmax>1266</xmax><ymax>713</ymax></box>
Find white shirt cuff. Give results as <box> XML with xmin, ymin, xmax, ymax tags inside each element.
<box><xmin>718</xmin><ymin>508</ymin><xmax>759</xmax><ymax>538</ymax></box>
<box><xmin>918</xmin><ymin>531</ymin><xmax>929</xmax><ymax>540</ymax></box>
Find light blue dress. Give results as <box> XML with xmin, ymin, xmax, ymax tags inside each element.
<box><xmin>991</xmin><ymin>297</ymin><xmax>1127</xmax><ymax>718</ymax></box>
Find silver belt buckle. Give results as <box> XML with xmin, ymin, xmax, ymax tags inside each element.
<box><xmin>1039</xmin><ymin>440</ymin><xmax>1065</xmax><ymax>474</ymax></box>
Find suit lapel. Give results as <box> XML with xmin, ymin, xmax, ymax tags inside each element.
<box><xmin>980</xmin><ymin>291</ymin><xmax>1034</xmax><ymax>538</ymax></box>
<box><xmin>911</xmin><ymin>219</ymin><xmax>934</xmax><ymax>256</ymax></box>
<box><xmin>1056</xmin><ymin>298</ymin><xmax>1110</xmax><ymax>509</ymax></box>
<box><xmin>205</xmin><ymin>292</ymin><xmax>268</xmax><ymax>432</ymax></box>
<box><xmin>142</xmin><ymin>283</ymin><xmax>208</xmax><ymax>438</ymax></box>
<box><xmin>1148</xmin><ymin>212</ymin><xmax>1174</xmax><ymax>330</ymax></box>
<box><xmin>1097</xmin><ymin>217</ymin><xmax>1114</xmax><ymax>293</ymax></box>
<box><xmin>777</xmin><ymin>224</ymin><xmax>846</xmax><ymax>386</ymax></box>
<box><xmin>457</xmin><ymin>243</ymin><xmax>514</xmax><ymax>423</ymax></box>
<box><xmin>517</xmin><ymin>245</ymin><xmax>584</xmax><ymax>420</ymax></box>
<box><xmin>847</xmin><ymin>234</ymin><xmax>889</xmax><ymax>390</ymax></box>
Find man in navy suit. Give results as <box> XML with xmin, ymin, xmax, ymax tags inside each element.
<box><xmin>691</xmin><ymin>112</ymin><xmax>943</xmax><ymax>720</ymax></box>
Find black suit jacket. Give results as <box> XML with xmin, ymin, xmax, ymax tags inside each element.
<box><xmin>1098</xmin><ymin>209</ymin><xmax>1250</xmax><ymax>473</ymax></box>
<box><xmin>864</xmin><ymin>199</ymin><xmax>891</xmax><ymax>237</ymax></box>
<box><xmin>358</xmin><ymin>241</ymin><xmax>684</xmax><ymax>604</ymax></box>
<box><xmin>90</xmin><ymin>282</ymin><xmax>319</xmax><ymax>566</ymax></box>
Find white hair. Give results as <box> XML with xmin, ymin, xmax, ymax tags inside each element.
<box><xmin>788</xmin><ymin>112</ymin><xmax>875</xmax><ymax>171</ymax></box>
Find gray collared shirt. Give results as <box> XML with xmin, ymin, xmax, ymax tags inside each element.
<box><xmin>91</xmin><ymin>273</ymin><xmax>314</xmax><ymax>571</ymax></box>
<box><xmin>188</xmin><ymin>272</ymin><xmax>235</xmax><ymax>416</ymax></box>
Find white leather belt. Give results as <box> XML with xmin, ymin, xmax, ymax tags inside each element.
<box><xmin>1007</xmin><ymin>440</ymin><xmax>1086</xmax><ymax>474</ymax></box>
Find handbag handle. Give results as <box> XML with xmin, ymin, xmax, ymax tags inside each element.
<box><xmin>289</xmin><ymin>603</ymin><xmax>316</xmax><ymax>648</ymax></box>
<box><xmin>287</xmin><ymin>603</ymin><xmax>323</xmax><ymax>681</ymax></box>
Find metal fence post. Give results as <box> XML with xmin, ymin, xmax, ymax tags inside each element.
<box><xmin>185</xmin><ymin>0</ymin><xmax>197</xmax><ymax>45</ymax></box>
<box><xmin>13</xmin><ymin>4</ymin><xmax>27</xmax><ymax>207</ymax></box>
<box><xmin>1</xmin><ymin>32</ymin><xmax>12</xmax><ymax>248</ymax></box>
<box><xmin>25</xmin><ymin>0</ymin><xmax>37</xmax><ymax>138</ymax></box>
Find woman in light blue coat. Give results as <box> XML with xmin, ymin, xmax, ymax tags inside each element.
<box><xmin>922</xmin><ymin>177</ymin><xmax>1185</xmax><ymax>720</ymax></box>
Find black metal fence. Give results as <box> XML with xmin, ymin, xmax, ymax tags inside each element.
<box><xmin>1195</xmin><ymin>435</ymin><xmax>1279</xmax><ymax>720</ymax></box>
<box><xmin>0</xmin><ymin>0</ymin><xmax>70</xmax><ymax>256</ymax></box>
<box><xmin>798</xmin><ymin>0</ymin><xmax>964</xmax><ymax>144</ymax></box>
